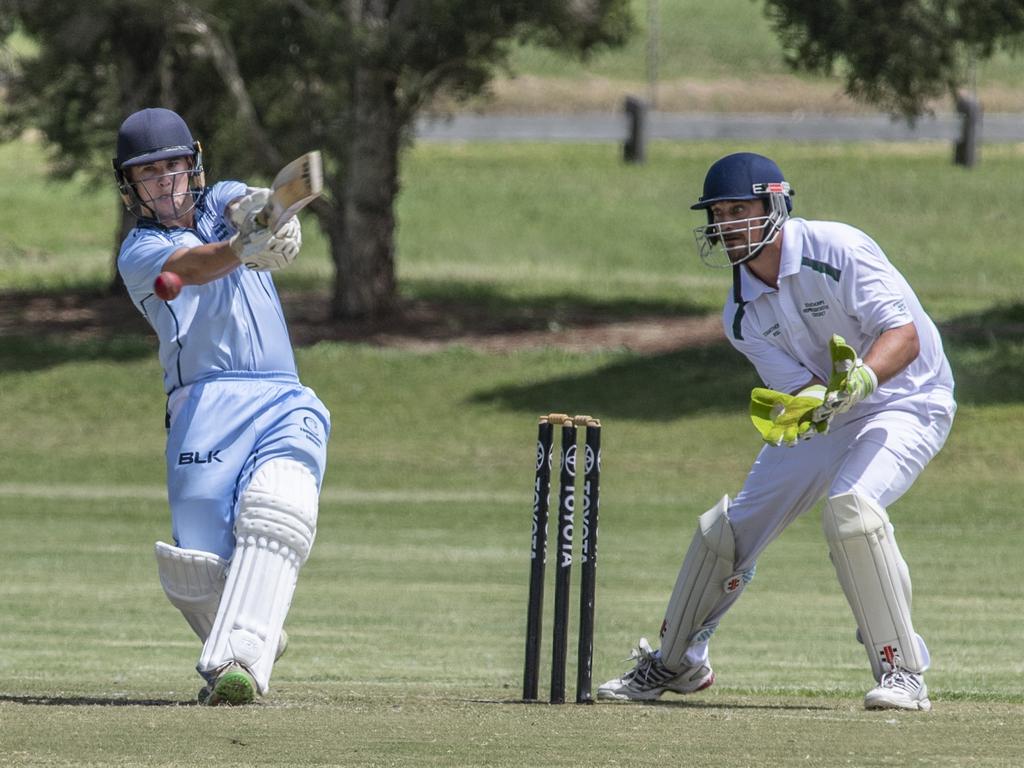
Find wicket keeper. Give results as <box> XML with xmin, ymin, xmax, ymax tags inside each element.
<box><xmin>598</xmin><ymin>152</ymin><xmax>955</xmax><ymax>711</ymax></box>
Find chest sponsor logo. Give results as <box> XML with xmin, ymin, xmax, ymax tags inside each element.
<box><xmin>802</xmin><ymin>300</ymin><xmax>830</xmax><ymax>319</ymax></box>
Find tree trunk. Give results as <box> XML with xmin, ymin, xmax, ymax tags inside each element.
<box><xmin>332</xmin><ymin>58</ymin><xmax>400</xmax><ymax>319</ymax></box>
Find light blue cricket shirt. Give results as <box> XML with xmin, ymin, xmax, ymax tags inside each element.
<box><xmin>118</xmin><ymin>180</ymin><xmax>298</xmax><ymax>394</ymax></box>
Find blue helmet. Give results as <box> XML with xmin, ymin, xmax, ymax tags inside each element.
<box><xmin>691</xmin><ymin>153</ymin><xmax>794</xmax><ymax>268</ymax></box>
<box><xmin>691</xmin><ymin>152</ymin><xmax>793</xmax><ymax>212</ymax></box>
<box><xmin>112</xmin><ymin>108</ymin><xmax>205</xmax><ymax>221</ymax></box>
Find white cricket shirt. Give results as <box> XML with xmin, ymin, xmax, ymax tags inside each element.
<box><xmin>723</xmin><ymin>218</ymin><xmax>954</xmax><ymax>411</ymax></box>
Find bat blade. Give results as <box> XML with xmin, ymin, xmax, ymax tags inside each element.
<box><xmin>255</xmin><ymin>150</ymin><xmax>324</xmax><ymax>232</ymax></box>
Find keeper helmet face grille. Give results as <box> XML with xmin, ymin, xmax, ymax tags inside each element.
<box><xmin>694</xmin><ymin>186</ymin><xmax>790</xmax><ymax>268</ymax></box>
<box><xmin>690</xmin><ymin>152</ymin><xmax>793</xmax><ymax>268</ymax></box>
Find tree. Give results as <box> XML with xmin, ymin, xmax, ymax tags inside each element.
<box><xmin>0</xmin><ymin>0</ymin><xmax>352</xmax><ymax>290</ymax></box>
<box><xmin>0</xmin><ymin>0</ymin><xmax>197</xmax><ymax>284</ymax></box>
<box><xmin>761</xmin><ymin>0</ymin><xmax>1024</xmax><ymax>119</ymax></box>
<box><xmin>1</xmin><ymin>0</ymin><xmax>633</xmax><ymax>318</ymax></box>
<box><xmin>332</xmin><ymin>0</ymin><xmax>634</xmax><ymax>318</ymax></box>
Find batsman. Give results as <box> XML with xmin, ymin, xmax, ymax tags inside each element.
<box><xmin>113</xmin><ymin>108</ymin><xmax>330</xmax><ymax>705</ymax></box>
<box><xmin>599</xmin><ymin>153</ymin><xmax>955</xmax><ymax>711</ymax></box>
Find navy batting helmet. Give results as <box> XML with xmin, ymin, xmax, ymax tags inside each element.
<box><xmin>115</xmin><ymin>108</ymin><xmax>197</xmax><ymax>169</ymax></box>
<box><xmin>113</xmin><ymin>108</ymin><xmax>205</xmax><ymax>221</ymax></box>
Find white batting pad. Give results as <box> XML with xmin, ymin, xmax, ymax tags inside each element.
<box><xmin>660</xmin><ymin>496</ymin><xmax>754</xmax><ymax>669</ymax></box>
<box><xmin>823</xmin><ymin>493</ymin><xmax>928</xmax><ymax>679</ymax></box>
<box><xmin>198</xmin><ymin>459</ymin><xmax>319</xmax><ymax>693</ymax></box>
<box><xmin>155</xmin><ymin>541</ymin><xmax>228</xmax><ymax>642</ymax></box>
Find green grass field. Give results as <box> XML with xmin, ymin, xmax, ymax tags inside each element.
<box><xmin>2</xmin><ymin>132</ymin><xmax>1024</xmax><ymax>766</ymax></box>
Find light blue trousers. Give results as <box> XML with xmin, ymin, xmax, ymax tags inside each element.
<box><xmin>165</xmin><ymin>373</ymin><xmax>330</xmax><ymax>560</ymax></box>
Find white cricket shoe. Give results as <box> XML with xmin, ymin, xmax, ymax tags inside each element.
<box><xmin>597</xmin><ymin>637</ymin><xmax>714</xmax><ymax>701</ymax></box>
<box><xmin>864</xmin><ymin>668</ymin><xmax>932</xmax><ymax>712</ymax></box>
<box><xmin>197</xmin><ymin>630</ymin><xmax>289</xmax><ymax>703</ymax></box>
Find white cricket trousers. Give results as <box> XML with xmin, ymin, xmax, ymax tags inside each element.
<box><xmin>685</xmin><ymin>392</ymin><xmax>955</xmax><ymax>664</ymax></box>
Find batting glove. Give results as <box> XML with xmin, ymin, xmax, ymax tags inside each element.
<box><xmin>226</xmin><ymin>187</ymin><xmax>272</xmax><ymax>237</ymax></box>
<box><xmin>750</xmin><ymin>385</ymin><xmax>833</xmax><ymax>447</ymax></box>
<box><xmin>230</xmin><ymin>216</ymin><xmax>302</xmax><ymax>272</ymax></box>
<box><xmin>824</xmin><ymin>334</ymin><xmax>877</xmax><ymax>414</ymax></box>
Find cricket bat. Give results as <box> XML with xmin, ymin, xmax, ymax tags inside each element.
<box><xmin>254</xmin><ymin>150</ymin><xmax>324</xmax><ymax>232</ymax></box>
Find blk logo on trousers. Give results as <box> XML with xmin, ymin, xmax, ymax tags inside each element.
<box><xmin>178</xmin><ymin>450</ymin><xmax>223</xmax><ymax>465</ymax></box>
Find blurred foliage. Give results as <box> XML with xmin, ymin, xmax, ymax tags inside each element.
<box><xmin>0</xmin><ymin>0</ymin><xmax>634</xmax><ymax>315</ymax></box>
<box><xmin>762</xmin><ymin>0</ymin><xmax>1024</xmax><ymax>119</ymax></box>
<box><xmin>0</xmin><ymin>0</ymin><xmax>634</xmax><ymax>179</ymax></box>
<box><xmin>0</xmin><ymin>0</ymin><xmax>350</xmax><ymax>183</ymax></box>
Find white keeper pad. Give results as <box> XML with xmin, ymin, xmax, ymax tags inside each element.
<box><xmin>823</xmin><ymin>493</ymin><xmax>928</xmax><ymax>679</ymax></box>
<box><xmin>198</xmin><ymin>459</ymin><xmax>319</xmax><ymax>693</ymax></box>
<box><xmin>660</xmin><ymin>496</ymin><xmax>752</xmax><ymax>669</ymax></box>
<box><xmin>155</xmin><ymin>541</ymin><xmax>228</xmax><ymax>642</ymax></box>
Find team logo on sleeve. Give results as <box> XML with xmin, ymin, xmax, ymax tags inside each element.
<box><xmin>300</xmin><ymin>415</ymin><xmax>324</xmax><ymax>448</ymax></box>
<box><xmin>212</xmin><ymin>219</ymin><xmax>233</xmax><ymax>242</ymax></box>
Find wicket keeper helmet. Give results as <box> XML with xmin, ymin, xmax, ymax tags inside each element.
<box><xmin>112</xmin><ymin>108</ymin><xmax>205</xmax><ymax>220</ymax></box>
<box><xmin>690</xmin><ymin>152</ymin><xmax>794</xmax><ymax>268</ymax></box>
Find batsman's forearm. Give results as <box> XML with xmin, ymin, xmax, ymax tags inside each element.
<box><xmin>162</xmin><ymin>242</ymin><xmax>242</xmax><ymax>285</ymax></box>
<box><xmin>863</xmin><ymin>323</ymin><xmax>920</xmax><ymax>385</ymax></box>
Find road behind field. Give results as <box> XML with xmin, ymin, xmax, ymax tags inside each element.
<box><xmin>416</xmin><ymin>110</ymin><xmax>1022</xmax><ymax>142</ymax></box>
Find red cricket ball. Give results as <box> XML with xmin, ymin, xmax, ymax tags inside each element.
<box><xmin>154</xmin><ymin>271</ymin><xmax>183</xmax><ymax>301</ymax></box>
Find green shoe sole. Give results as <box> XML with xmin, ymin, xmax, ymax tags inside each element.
<box><xmin>208</xmin><ymin>668</ymin><xmax>256</xmax><ymax>706</ymax></box>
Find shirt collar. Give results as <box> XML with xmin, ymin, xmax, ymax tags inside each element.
<box><xmin>778</xmin><ymin>218</ymin><xmax>803</xmax><ymax>279</ymax></box>
<box><xmin>737</xmin><ymin>262</ymin><xmax>773</xmax><ymax>299</ymax></box>
<box><xmin>737</xmin><ymin>218</ymin><xmax>803</xmax><ymax>296</ymax></box>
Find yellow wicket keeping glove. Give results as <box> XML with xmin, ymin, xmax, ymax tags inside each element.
<box><xmin>824</xmin><ymin>334</ymin><xmax>878</xmax><ymax>413</ymax></box>
<box><xmin>750</xmin><ymin>385</ymin><xmax>831</xmax><ymax>447</ymax></box>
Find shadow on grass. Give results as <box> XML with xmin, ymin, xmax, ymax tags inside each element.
<box><xmin>0</xmin><ymin>287</ymin><xmax>153</xmax><ymax>373</ymax></box>
<box><xmin>403</xmin><ymin>279</ymin><xmax>709</xmax><ymax>324</ymax></box>
<box><xmin>474</xmin><ymin>697</ymin><xmax>835</xmax><ymax>711</ymax></box>
<box><xmin>0</xmin><ymin>693</ymin><xmax>190</xmax><ymax>707</ymax></box>
<box><xmin>0</xmin><ymin>335</ymin><xmax>153</xmax><ymax>373</ymax></box>
<box><xmin>469</xmin><ymin>302</ymin><xmax>1024</xmax><ymax>420</ymax></box>
<box><xmin>282</xmin><ymin>281</ymin><xmax>713</xmax><ymax>348</ymax></box>
<box><xmin>941</xmin><ymin>302</ymin><xmax>1024</xmax><ymax>406</ymax></box>
<box><xmin>0</xmin><ymin>284</ymin><xmax>709</xmax><ymax>372</ymax></box>
<box><xmin>2</xmin><ymin>282</ymin><xmax>1022</xmax><ymax>413</ymax></box>
<box><xmin>469</xmin><ymin>342</ymin><xmax>757</xmax><ymax>421</ymax></box>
